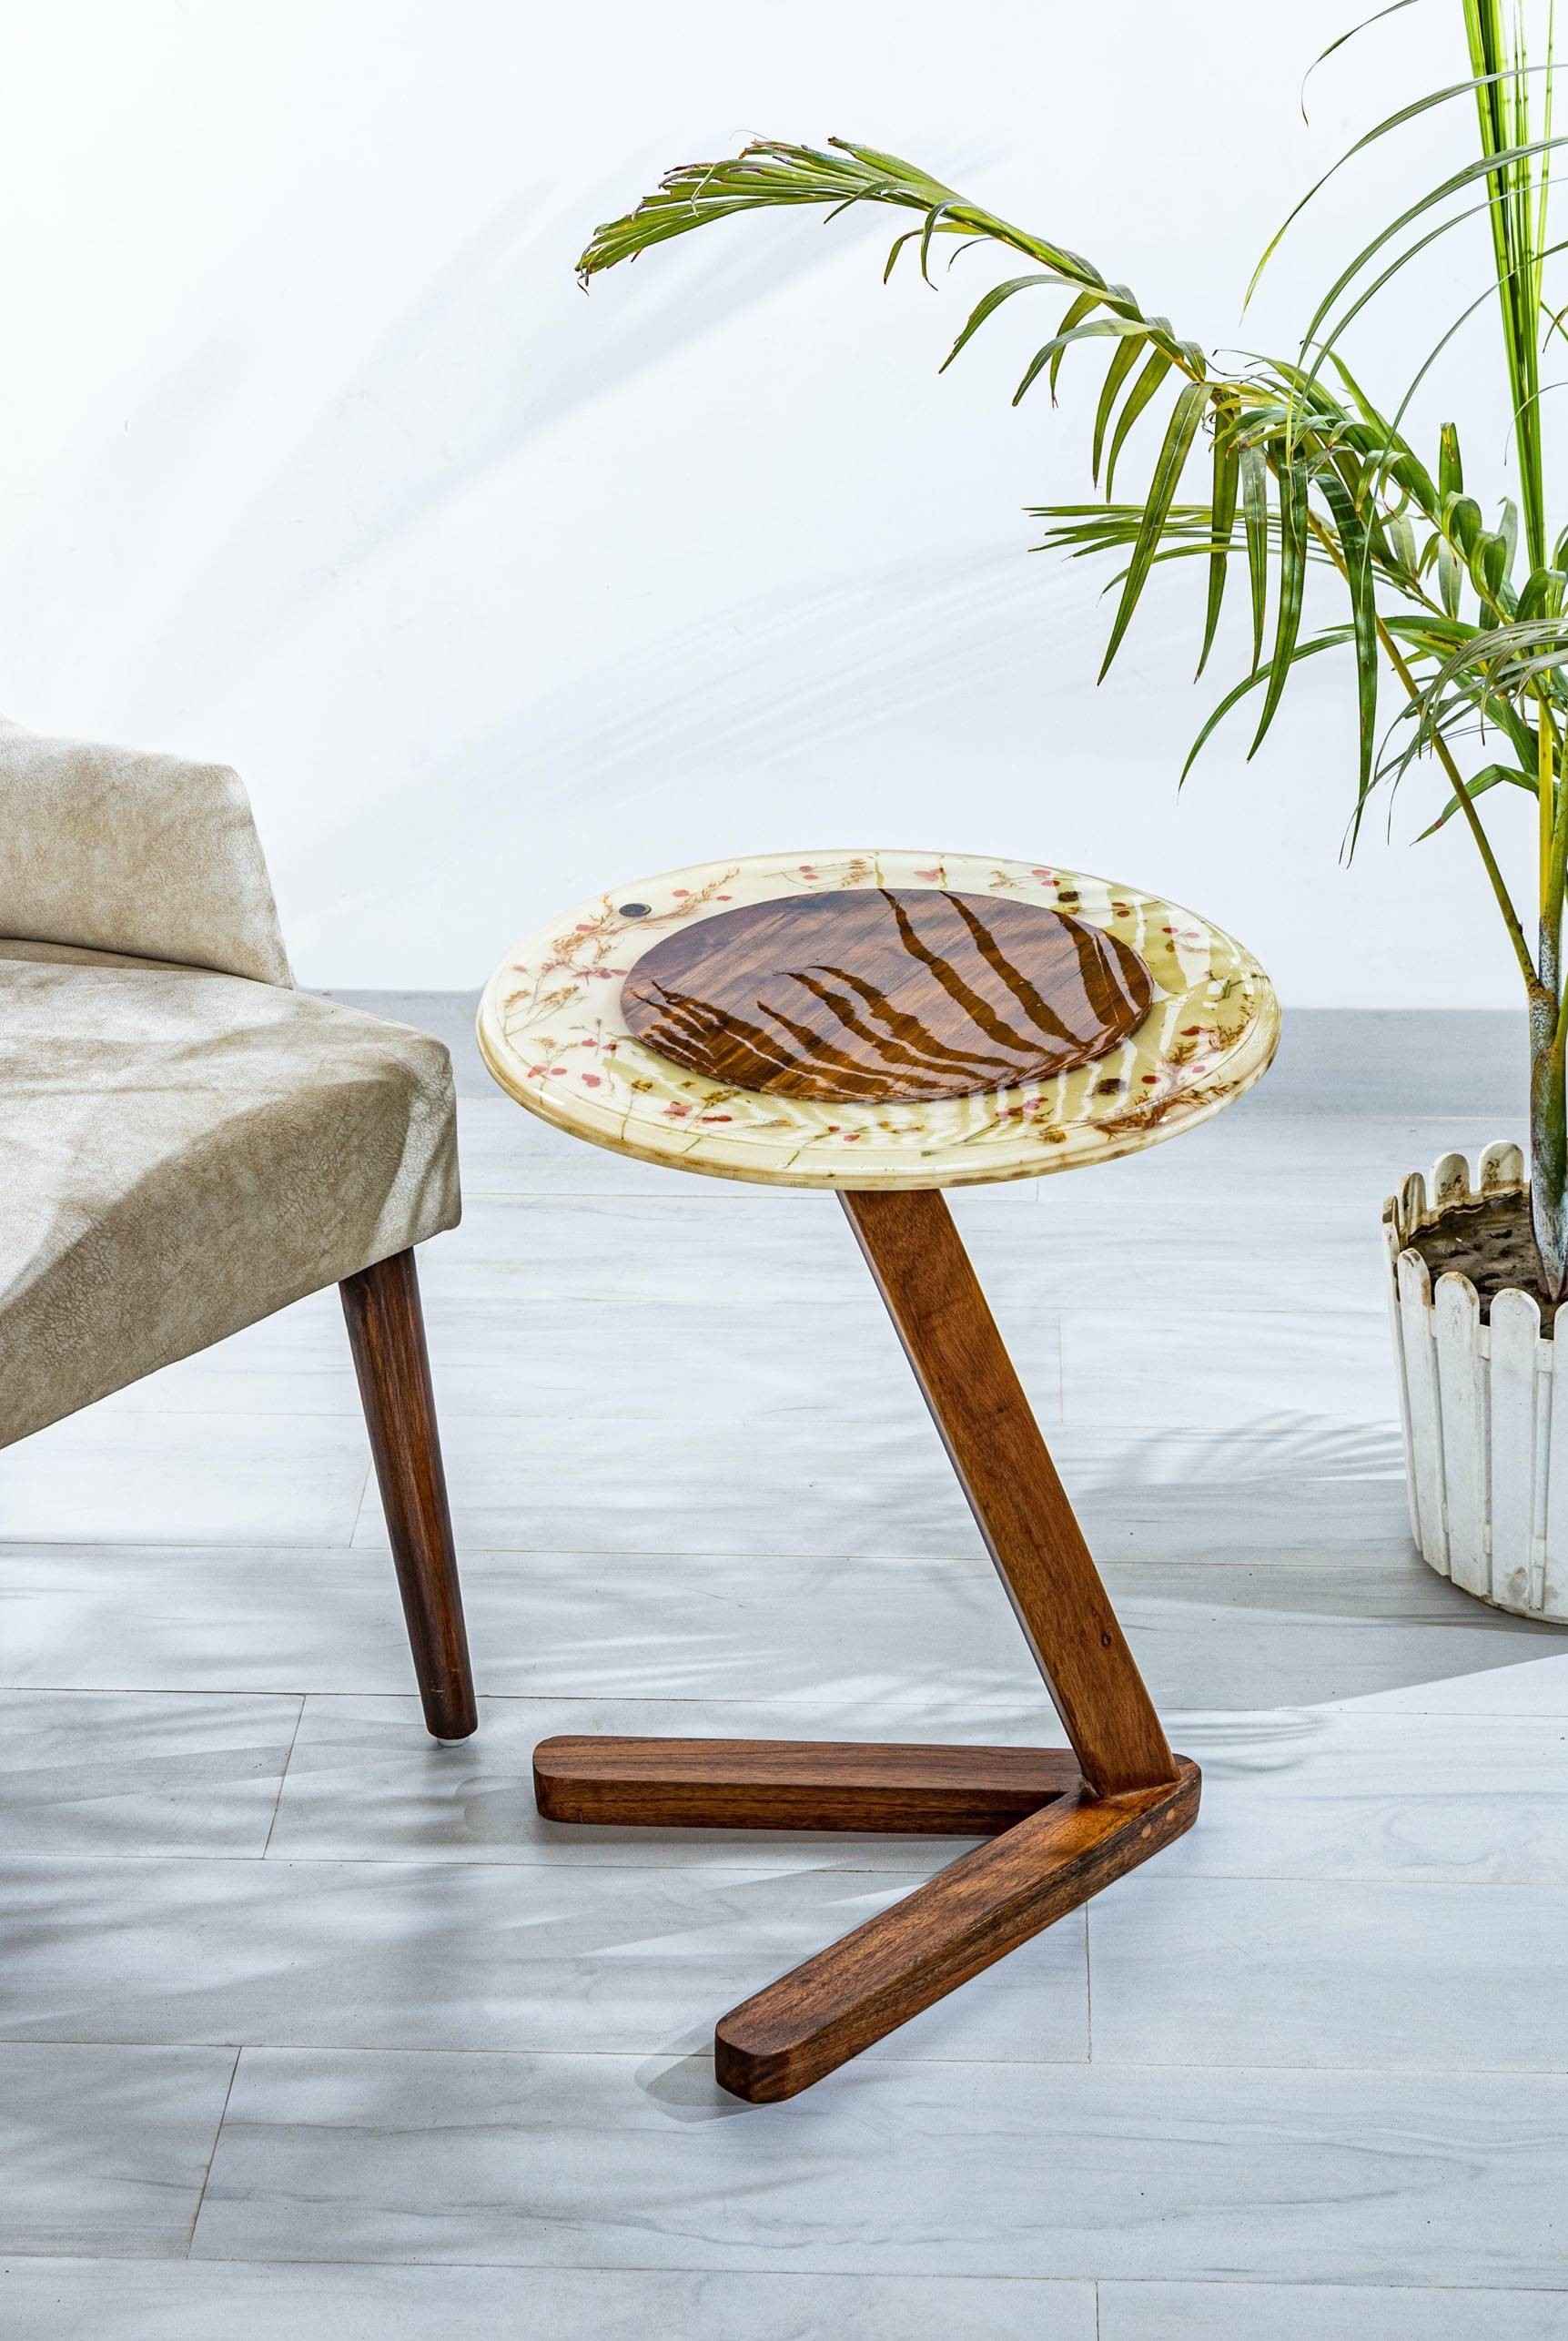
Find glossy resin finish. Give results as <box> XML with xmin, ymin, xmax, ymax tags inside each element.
<box><xmin>620</xmin><ymin>887</ymin><xmax>1154</xmax><ymax>1103</ymax></box>
<box><xmin>478</xmin><ymin>850</ymin><xmax>1280</xmax><ymax>1191</ymax></box>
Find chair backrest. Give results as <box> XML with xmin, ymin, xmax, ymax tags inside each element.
<box><xmin>0</xmin><ymin>718</ymin><xmax>292</xmax><ymax>987</ymax></box>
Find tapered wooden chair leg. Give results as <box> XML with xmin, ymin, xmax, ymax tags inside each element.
<box><xmin>340</xmin><ymin>1247</ymin><xmax>477</xmax><ymax>1740</ymax></box>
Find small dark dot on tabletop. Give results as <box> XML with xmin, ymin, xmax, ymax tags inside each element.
<box><xmin>619</xmin><ymin>902</ymin><xmax>651</xmax><ymax>918</ymax></box>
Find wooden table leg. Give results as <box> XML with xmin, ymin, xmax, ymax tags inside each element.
<box><xmin>839</xmin><ymin>1189</ymin><xmax>1175</xmax><ymax>1799</ymax></box>
<box><xmin>535</xmin><ymin>1186</ymin><xmax>1195</xmax><ymax>2101</ymax></box>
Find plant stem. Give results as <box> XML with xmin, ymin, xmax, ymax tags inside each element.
<box><xmin>1527</xmin><ymin>691</ymin><xmax>1567</xmax><ymax>1296</ymax></box>
<box><xmin>1541</xmin><ymin>692</ymin><xmax>1568</xmax><ymax>966</ymax></box>
<box><xmin>1532</xmin><ymin>973</ymin><xmax>1568</xmax><ymax>1298</ymax></box>
<box><xmin>1541</xmin><ymin>689</ymin><xmax>1556</xmax><ymax>910</ymax></box>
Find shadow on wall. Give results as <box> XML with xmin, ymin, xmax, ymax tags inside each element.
<box><xmin>118</xmin><ymin>164</ymin><xmax>906</xmax><ymax>735</ymax></box>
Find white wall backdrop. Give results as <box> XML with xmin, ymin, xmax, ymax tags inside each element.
<box><xmin>1</xmin><ymin>0</ymin><xmax>1551</xmax><ymax>1000</ymax></box>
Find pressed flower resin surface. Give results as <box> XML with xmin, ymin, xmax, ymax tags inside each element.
<box><xmin>477</xmin><ymin>850</ymin><xmax>1280</xmax><ymax>1190</ymax></box>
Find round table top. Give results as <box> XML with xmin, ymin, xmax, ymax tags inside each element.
<box><xmin>477</xmin><ymin>849</ymin><xmax>1280</xmax><ymax>1191</ymax></box>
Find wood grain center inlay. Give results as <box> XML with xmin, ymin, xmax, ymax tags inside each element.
<box><xmin>621</xmin><ymin>887</ymin><xmax>1155</xmax><ymax>1102</ymax></box>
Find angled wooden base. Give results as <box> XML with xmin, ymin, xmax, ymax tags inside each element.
<box><xmin>534</xmin><ymin>1734</ymin><xmax>1199</xmax><ymax>2102</ymax></box>
<box><xmin>536</xmin><ymin>1184</ymin><xmax>1193</xmax><ymax>2100</ymax></box>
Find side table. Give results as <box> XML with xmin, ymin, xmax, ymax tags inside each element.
<box><xmin>479</xmin><ymin>849</ymin><xmax>1279</xmax><ymax>2102</ymax></box>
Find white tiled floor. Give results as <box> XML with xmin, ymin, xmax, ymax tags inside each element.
<box><xmin>3</xmin><ymin>1011</ymin><xmax>1566</xmax><ymax>2335</ymax></box>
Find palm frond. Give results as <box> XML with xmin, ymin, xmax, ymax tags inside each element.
<box><xmin>576</xmin><ymin>21</ymin><xmax>1566</xmax><ymax>1009</ymax></box>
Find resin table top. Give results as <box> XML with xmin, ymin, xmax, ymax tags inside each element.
<box><xmin>477</xmin><ymin>850</ymin><xmax>1280</xmax><ymax>1191</ymax></box>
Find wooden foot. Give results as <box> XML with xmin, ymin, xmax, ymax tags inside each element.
<box><xmin>534</xmin><ymin>1736</ymin><xmax>1082</xmax><ymax>1833</ymax></box>
<box><xmin>341</xmin><ymin>1248</ymin><xmax>477</xmax><ymax>1742</ymax></box>
<box><xmin>718</xmin><ymin>1759</ymin><xmax>1199</xmax><ymax>2103</ymax></box>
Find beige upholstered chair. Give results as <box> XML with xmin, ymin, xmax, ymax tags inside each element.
<box><xmin>0</xmin><ymin>718</ymin><xmax>476</xmax><ymax>1737</ymax></box>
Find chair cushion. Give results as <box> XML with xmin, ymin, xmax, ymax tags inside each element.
<box><xmin>0</xmin><ymin>945</ymin><xmax>460</xmax><ymax>1450</ymax></box>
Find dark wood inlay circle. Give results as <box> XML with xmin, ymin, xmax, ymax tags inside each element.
<box><xmin>621</xmin><ymin>887</ymin><xmax>1155</xmax><ymax>1102</ymax></box>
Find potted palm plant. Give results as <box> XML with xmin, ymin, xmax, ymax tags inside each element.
<box><xmin>577</xmin><ymin>0</ymin><xmax>1568</xmax><ymax>1619</ymax></box>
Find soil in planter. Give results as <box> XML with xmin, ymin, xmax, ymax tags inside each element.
<box><xmin>1411</xmin><ymin>1188</ymin><xmax>1565</xmax><ymax>1333</ymax></box>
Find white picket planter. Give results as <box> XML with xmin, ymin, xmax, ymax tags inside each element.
<box><xmin>1384</xmin><ymin>1141</ymin><xmax>1568</xmax><ymax>1620</ymax></box>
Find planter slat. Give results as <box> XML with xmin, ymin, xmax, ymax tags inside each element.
<box><xmin>1397</xmin><ymin>1247</ymin><xmax>1449</xmax><ymax>1576</ymax></box>
<box><xmin>1546</xmin><ymin>1346</ymin><xmax>1568</xmax><ymax>1621</ymax></box>
<box><xmin>1383</xmin><ymin>1213</ymin><xmax>1421</xmax><ymax>1543</ymax></box>
<box><xmin>1480</xmin><ymin>1140</ymin><xmax>1525</xmax><ymax>1193</ymax></box>
<box><xmin>1531</xmin><ymin>1354</ymin><xmax>1553</xmax><ymax>1615</ymax></box>
<box><xmin>1401</xmin><ymin>1170</ymin><xmax>1428</xmax><ymax>1240</ymax></box>
<box><xmin>1488</xmin><ymin>1286</ymin><xmax>1542</xmax><ymax>1613</ymax></box>
<box><xmin>1433</xmin><ymin>1272</ymin><xmax>1487</xmax><ymax>1596</ymax></box>
<box><xmin>1432</xmin><ymin>1151</ymin><xmax>1471</xmax><ymax>1208</ymax></box>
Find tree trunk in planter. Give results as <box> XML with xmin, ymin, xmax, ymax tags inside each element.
<box><xmin>1531</xmin><ymin>971</ymin><xmax>1568</xmax><ymax>1304</ymax></box>
<box><xmin>1385</xmin><ymin>1146</ymin><xmax>1568</xmax><ymax>1621</ymax></box>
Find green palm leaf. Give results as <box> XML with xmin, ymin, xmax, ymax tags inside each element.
<box><xmin>937</xmin><ymin>273</ymin><xmax>1074</xmax><ymax>372</ymax></box>
<box><xmin>1180</xmin><ymin>629</ymin><xmax>1354</xmax><ymax>784</ymax></box>
<box><xmin>1239</xmin><ymin>444</ymin><xmax>1270</xmax><ymax>670</ymax></box>
<box><xmin>1414</xmin><ymin>761</ymin><xmax>1536</xmax><ymax>837</ymax></box>
<box><xmin>1103</xmin><ymin>350</ymin><xmax>1175</xmax><ymax>497</ymax></box>
<box><xmin>1199</xmin><ymin>429</ymin><xmax>1240</xmax><ymax>677</ymax></box>
<box><xmin>1092</xmin><ymin>332</ymin><xmax>1149</xmax><ymax>481</ymax></box>
<box><xmin>1317</xmin><ymin>469</ymin><xmax>1381</xmax><ymax>809</ymax></box>
<box><xmin>1098</xmin><ymin>381</ymin><xmax>1211</xmax><ymax>680</ymax></box>
<box><xmin>1249</xmin><ymin>454</ymin><xmax>1310</xmax><ymax>756</ymax></box>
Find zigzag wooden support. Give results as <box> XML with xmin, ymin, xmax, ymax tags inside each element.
<box><xmin>533</xmin><ymin>1186</ymin><xmax>1197</xmax><ymax>2103</ymax></box>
